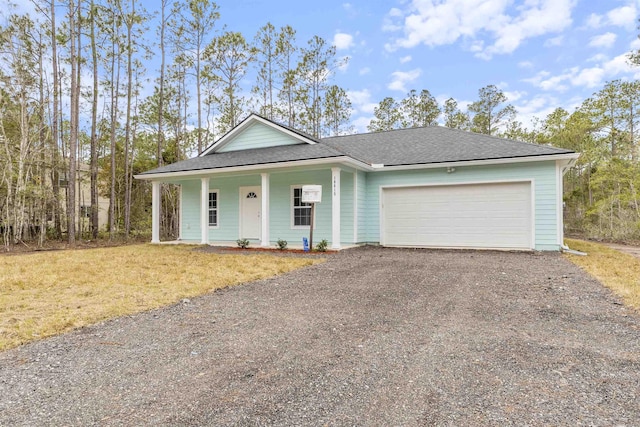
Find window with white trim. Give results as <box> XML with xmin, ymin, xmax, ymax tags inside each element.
<box><xmin>208</xmin><ymin>190</ymin><xmax>218</xmax><ymax>227</ymax></box>
<box><xmin>292</xmin><ymin>186</ymin><xmax>312</xmax><ymax>227</ymax></box>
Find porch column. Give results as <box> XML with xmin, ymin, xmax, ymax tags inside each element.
<box><xmin>178</xmin><ymin>184</ymin><xmax>183</xmax><ymax>240</ymax></box>
<box><xmin>261</xmin><ymin>173</ymin><xmax>270</xmax><ymax>247</ymax></box>
<box><xmin>331</xmin><ymin>167</ymin><xmax>341</xmax><ymax>249</ymax></box>
<box><xmin>151</xmin><ymin>181</ymin><xmax>161</xmax><ymax>243</ymax></box>
<box><xmin>200</xmin><ymin>177</ymin><xmax>209</xmax><ymax>245</ymax></box>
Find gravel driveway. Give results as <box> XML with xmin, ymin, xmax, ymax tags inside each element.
<box><xmin>1</xmin><ymin>246</ymin><xmax>639</xmax><ymax>426</ymax></box>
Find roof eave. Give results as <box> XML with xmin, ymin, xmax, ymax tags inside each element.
<box><xmin>370</xmin><ymin>152</ymin><xmax>580</xmax><ymax>172</ymax></box>
<box><xmin>134</xmin><ymin>156</ymin><xmax>372</xmax><ymax>181</ymax></box>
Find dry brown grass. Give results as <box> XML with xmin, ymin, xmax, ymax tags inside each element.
<box><xmin>564</xmin><ymin>238</ymin><xmax>640</xmax><ymax>310</ymax></box>
<box><xmin>0</xmin><ymin>245</ymin><xmax>321</xmax><ymax>351</ymax></box>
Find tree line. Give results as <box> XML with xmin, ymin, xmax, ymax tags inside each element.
<box><xmin>0</xmin><ymin>0</ymin><xmax>352</xmax><ymax>248</ymax></box>
<box><xmin>0</xmin><ymin>0</ymin><xmax>638</xmax><ymax>249</ymax></box>
<box><xmin>366</xmin><ymin>79</ymin><xmax>640</xmax><ymax>241</ymax></box>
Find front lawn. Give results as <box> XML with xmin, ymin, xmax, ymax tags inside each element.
<box><xmin>0</xmin><ymin>245</ymin><xmax>320</xmax><ymax>351</ymax></box>
<box><xmin>564</xmin><ymin>238</ymin><xmax>640</xmax><ymax>310</ymax></box>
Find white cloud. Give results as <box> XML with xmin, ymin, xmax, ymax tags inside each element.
<box><xmin>523</xmin><ymin>70</ymin><xmax>569</xmax><ymax>92</ymax></box>
<box><xmin>333</xmin><ymin>33</ymin><xmax>354</xmax><ymax>50</ymax></box>
<box><xmin>481</xmin><ymin>0</ymin><xmax>576</xmax><ymax>59</ymax></box>
<box><xmin>523</xmin><ymin>53</ymin><xmax>638</xmax><ymax>92</ymax></box>
<box><xmin>606</xmin><ymin>5</ymin><xmax>637</xmax><ymax>30</ymax></box>
<box><xmin>572</xmin><ymin>67</ymin><xmax>606</xmax><ymax>88</ymax></box>
<box><xmin>388</xmin><ymin>68</ymin><xmax>422</xmax><ymax>92</ymax></box>
<box><xmin>544</xmin><ymin>36</ymin><xmax>564</xmax><ymax>47</ymax></box>
<box><xmin>469</xmin><ymin>40</ymin><xmax>485</xmax><ymax>53</ymax></box>
<box><xmin>504</xmin><ymin>90</ymin><xmax>526</xmax><ymax>103</ymax></box>
<box><xmin>359</xmin><ymin>67</ymin><xmax>371</xmax><ymax>76</ymax></box>
<box><xmin>388</xmin><ymin>7</ymin><xmax>403</xmax><ymax>17</ymax></box>
<box><xmin>399</xmin><ymin>55</ymin><xmax>412</xmax><ymax>64</ymax></box>
<box><xmin>518</xmin><ymin>60</ymin><xmax>534</xmax><ymax>69</ymax></box>
<box><xmin>346</xmin><ymin>89</ymin><xmax>378</xmax><ymax>114</ymax></box>
<box><xmin>587</xmin><ymin>53</ymin><xmax>608</xmax><ymax>63</ymax></box>
<box><xmin>385</xmin><ymin>0</ymin><xmax>576</xmax><ymax>59</ymax></box>
<box><xmin>382</xmin><ymin>8</ymin><xmax>404</xmax><ymax>32</ymax></box>
<box><xmin>585</xmin><ymin>13</ymin><xmax>603</xmax><ymax>29</ymax></box>
<box><xmin>588</xmin><ymin>32</ymin><xmax>617</xmax><ymax>49</ymax></box>
<box><xmin>351</xmin><ymin>116</ymin><xmax>373</xmax><ymax>133</ymax></box>
<box><xmin>384</xmin><ymin>0</ymin><xmax>509</xmax><ymax>50</ymax></box>
<box><xmin>585</xmin><ymin>3</ymin><xmax>638</xmax><ymax>31</ymax></box>
<box><xmin>513</xmin><ymin>94</ymin><xmax>562</xmax><ymax>129</ymax></box>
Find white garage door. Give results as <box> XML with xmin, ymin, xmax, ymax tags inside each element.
<box><xmin>381</xmin><ymin>182</ymin><xmax>532</xmax><ymax>249</ymax></box>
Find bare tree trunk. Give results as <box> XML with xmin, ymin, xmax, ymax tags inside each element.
<box><xmin>51</xmin><ymin>0</ymin><xmax>61</xmax><ymax>239</ymax></box>
<box><xmin>196</xmin><ymin>44</ymin><xmax>202</xmax><ymax>154</ymax></box>
<box><xmin>67</xmin><ymin>0</ymin><xmax>79</xmax><ymax>245</ymax></box>
<box><xmin>157</xmin><ymin>0</ymin><xmax>166</xmax><ymax>167</ymax></box>
<box><xmin>1</xmin><ymin>110</ymin><xmax>14</xmax><ymax>248</ymax></box>
<box><xmin>109</xmin><ymin>15</ymin><xmax>121</xmax><ymax>240</ymax></box>
<box><xmin>38</xmin><ymin>31</ymin><xmax>47</xmax><ymax>247</ymax></box>
<box><xmin>122</xmin><ymin>0</ymin><xmax>134</xmax><ymax>238</ymax></box>
<box><xmin>90</xmin><ymin>0</ymin><xmax>99</xmax><ymax>239</ymax></box>
<box><xmin>76</xmin><ymin>5</ymin><xmax>83</xmax><ymax>239</ymax></box>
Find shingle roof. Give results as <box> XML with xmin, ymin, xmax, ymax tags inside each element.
<box><xmin>138</xmin><ymin>142</ymin><xmax>343</xmax><ymax>175</ymax></box>
<box><xmin>322</xmin><ymin>126</ymin><xmax>573</xmax><ymax>166</ymax></box>
<box><xmin>138</xmin><ymin>120</ymin><xmax>575</xmax><ymax>176</ymax></box>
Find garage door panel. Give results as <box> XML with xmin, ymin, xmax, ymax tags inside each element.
<box><xmin>382</xmin><ymin>182</ymin><xmax>532</xmax><ymax>249</ymax></box>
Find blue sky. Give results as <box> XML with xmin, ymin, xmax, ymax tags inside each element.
<box><xmin>217</xmin><ymin>0</ymin><xmax>640</xmax><ymax>132</ymax></box>
<box><xmin>11</xmin><ymin>0</ymin><xmax>640</xmax><ymax>134</ymax></box>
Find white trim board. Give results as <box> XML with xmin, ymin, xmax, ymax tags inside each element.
<box><xmin>135</xmin><ymin>153</ymin><xmax>580</xmax><ymax>181</ymax></box>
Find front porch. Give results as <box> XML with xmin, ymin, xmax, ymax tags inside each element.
<box><xmin>150</xmin><ymin>166</ymin><xmax>357</xmax><ymax>250</ymax></box>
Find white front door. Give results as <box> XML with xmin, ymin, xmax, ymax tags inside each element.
<box><xmin>240</xmin><ymin>186</ymin><xmax>261</xmax><ymax>239</ymax></box>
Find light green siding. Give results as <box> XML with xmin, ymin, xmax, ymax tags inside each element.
<box><xmin>180</xmin><ymin>180</ymin><xmax>201</xmax><ymax>241</ymax></box>
<box><xmin>364</xmin><ymin>161</ymin><xmax>560</xmax><ymax>250</ymax></box>
<box><xmin>340</xmin><ymin>171</ymin><xmax>354</xmax><ymax>245</ymax></box>
<box><xmin>179</xmin><ymin>167</ymin><xmax>352</xmax><ymax>247</ymax></box>
<box><xmin>180</xmin><ymin>175</ymin><xmax>260</xmax><ymax>243</ymax></box>
<box><xmin>216</xmin><ymin>122</ymin><xmax>304</xmax><ymax>152</ymax></box>
<box><xmin>356</xmin><ymin>170</ymin><xmax>367</xmax><ymax>244</ymax></box>
<box><xmin>177</xmin><ymin>160</ymin><xmax>561</xmax><ymax>250</ymax></box>
<box><xmin>269</xmin><ymin>170</ymin><xmax>333</xmax><ymax>246</ymax></box>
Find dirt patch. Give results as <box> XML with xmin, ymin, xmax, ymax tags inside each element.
<box><xmin>1</xmin><ymin>246</ymin><xmax>638</xmax><ymax>426</ymax></box>
<box><xmin>196</xmin><ymin>244</ymin><xmax>336</xmax><ymax>258</ymax></box>
<box><xmin>0</xmin><ymin>237</ymin><xmax>150</xmax><ymax>256</ymax></box>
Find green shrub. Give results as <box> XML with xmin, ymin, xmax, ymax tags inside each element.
<box><xmin>276</xmin><ymin>239</ymin><xmax>288</xmax><ymax>250</ymax></box>
<box><xmin>236</xmin><ymin>238</ymin><xmax>250</xmax><ymax>249</ymax></box>
<box><xmin>315</xmin><ymin>239</ymin><xmax>328</xmax><ymax>252</ymax></box>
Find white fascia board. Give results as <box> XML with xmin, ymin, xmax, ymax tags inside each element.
<box><xmin>200</xmin><ymin>115</ymin><xmax>317</xmax><ymax>156</ymax></box>
<box><xmin>370</xmin><ymin>153</ymin><xmax>581</xmax><ymax>172</ymax></box>
<box><xmin>134</xmin><ymin>156</ymin><xmax>372</xmax><ymax>181</ymax></box>
<box><xmin>135</xmin><ymin>152</ymin><xmax>581</xmax><ymax>181</ymax></box>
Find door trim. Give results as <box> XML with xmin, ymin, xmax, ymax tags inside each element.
<box><xmin>239</xmin><ymin>186</ymin><xmax>262</xmax><ymax>240</ymax></box>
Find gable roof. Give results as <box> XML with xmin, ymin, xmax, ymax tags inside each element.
<box><xmin>201</xmin><ymin>114</ymin><xmax>318</xmax><ymax>155</ymax></box>
<box><xmin>137</xmin><ymin>116</ymin><xmax>577</xmax><ymax>178</ymax></box>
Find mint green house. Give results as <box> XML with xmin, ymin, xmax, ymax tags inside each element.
<box><xmin>136</xmin><ymin>114</ymin><xmax>579</xmax><ymax>251</ymax></box>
